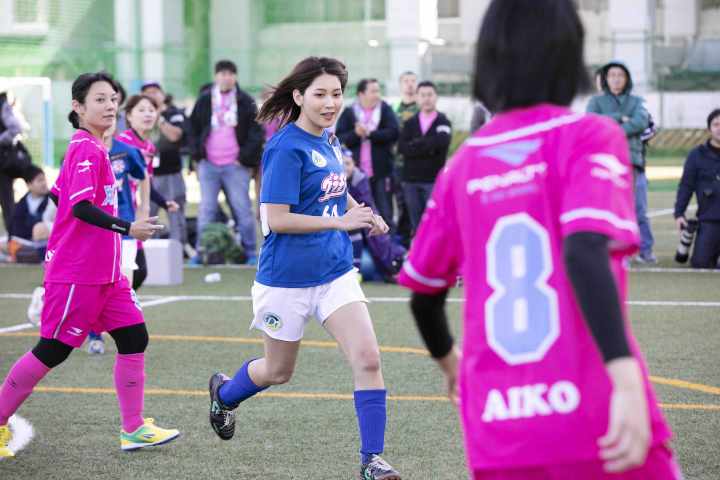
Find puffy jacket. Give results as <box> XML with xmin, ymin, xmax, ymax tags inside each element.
<box><xmin>586</xmin><ymin>61</ymin><xmax>649</xmax><ymax>169</ymax></box>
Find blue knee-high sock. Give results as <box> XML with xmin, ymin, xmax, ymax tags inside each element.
<box><xmin>354</xmin><ymin>389</ymin><xmax>387</xmax><ymax>464</ymax></box>
<box><xmin>218</xmin><ymin>359</ymin><xmax>267</xmax><ymax>408</ymax></box>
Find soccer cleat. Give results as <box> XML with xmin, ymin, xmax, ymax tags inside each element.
<box><xmin>26</xmin><ymin>286</ymin><xmax>45</xmax><ymax>326</ymax></box>
<box><xmin>360</xmin><ymin>455</ymin><xmax>401</xmax><ymax>480</ymax></box>
<box><xmin>121</xmin><ymin>418</ymin><xmax>180</xmax><ymax>451</ymax></box>
<box><xmin>209</xmin><ymin>373</ymin><xmax>236</xmax><ymax>440</ymax></box>
<box><xmin>0</xmin><ymin>424</ymin><xmax>14</xmax><ymax>458</ymax></box>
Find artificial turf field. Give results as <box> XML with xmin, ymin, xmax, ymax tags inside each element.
<box><xmin>0</xmin><ymin>189</ymin><xmax>719</xmax><ymax>479</ymax></box>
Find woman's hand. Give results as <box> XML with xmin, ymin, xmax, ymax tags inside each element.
<box><xmin>368</xmin><ymin>214</ymin><xmax>389</xmax><ymax>236</ymax></box>
<box><xmin>337</xmin><ymin>204</ymin><xmax>375</xmax><ymax>231</ymax></box>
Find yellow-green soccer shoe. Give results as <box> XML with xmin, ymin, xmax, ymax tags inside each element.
<box><xmin>0</xmin><ymin>424</ymin><xmax>14</xmax><ymax>458</ymax></box>
<box><xmin>120</xmin><ymin>418</ymin><xmax>180</xmax><ymax>452</ymax></box>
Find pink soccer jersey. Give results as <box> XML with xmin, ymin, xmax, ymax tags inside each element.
<box><xmin>398</xmin><ymin>104</ymin><xmax>672</xmax><ymax>471</ymax></box>
<box><xmin>45</xmin><ymin>129</ymin><xmax>122</xmax><ymax>284</ymax></box>
<box><xmin>118</xmin><ymin>128</ymin><xmax>156</xmax><ymax>176</ymax></box>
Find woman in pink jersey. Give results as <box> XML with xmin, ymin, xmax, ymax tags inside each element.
<box><xmin>117</xmin><ymin>94</ymin><xmax>178</xmax><ymax>290</ymax></box>
<box><xmin>398</xmin><ymin>0</ymin><xmax>682</xmax><ymax>479</ymax></box>
<box><xmin>0</xmin><ymin>72</ymin><xmax>180</xmax><ymax>457</ymax></box>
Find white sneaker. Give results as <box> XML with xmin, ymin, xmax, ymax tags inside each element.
<box><xmin>87</xmin><ymin>339</ymin><xmax>105</xmax><ymax>355</ymax></box>
<box><xmin>26</xmin><ymin>287</ymin><xmax>45</xmax><ymax>326</ymax></box>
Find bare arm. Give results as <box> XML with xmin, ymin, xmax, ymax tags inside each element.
<box><xmin>158</xmin><ymin>119</ymin><xmax>183</xmax><ymax>143</ymax></box>
<box><xmin>137</xmin><ymin>176</ymin><xmax>151</xmax><ymax>220</ymax></box>
<box><xmin>265</xmin><ymin>203</ymin><xmax>374</xmax><ymax>234</ymax></box>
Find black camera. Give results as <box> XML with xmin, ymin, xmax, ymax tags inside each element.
<box><xmin>675</xmin><ymin>219</ymin><xmax>699</xmax><ymax>264</ymax></box>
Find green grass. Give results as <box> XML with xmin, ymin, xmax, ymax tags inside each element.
<box><xmin>1</xmin><ymin>193</ymin><xmax>719</xmax><ymax>479</ymax></box>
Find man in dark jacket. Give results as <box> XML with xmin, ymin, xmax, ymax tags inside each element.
<box><xmin>189</xmin><ymin>60</ymin><xmax>264</xmax><ymax>264</ymax></box>
<box><xmin>398</xmin><ymin>81</ymin><xmax>452</xmax><ymax>233</ymax></box>
<box><xmin>674</xmin><ymin>108</ymin><xmax>720</xmax><ymax>269</ymax></box>
<box><xmin>587</xmin><ymin>61</ymin><xmax>655</xmax><ymax>263</ymax></box>
<box><xmin>336</xmin><ymin>78</ymin><xmax>399</xmax><ymax>230</ymax></box>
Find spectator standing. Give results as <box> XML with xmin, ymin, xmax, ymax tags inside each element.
<box><xmin>587</xmin><ymin>61</ymin><xmax>655</xmax><ymax>263</ymax></box>
<box><xmin>398</xmin><ymin>81</ymin><xmax>452</xmax><ymax>232</ymax></box>
<box><xmin>141</xmin><ymin>82</ymin><xmax>189</xmax><ymax>248</ymax></box>
<box><xmin>336</xmin><ymin>79</ymin><xmax>399</xmax><ymax>230</ymax></box>
<box><xmin>674</xmin><ymin>108</ymin><xmax>720</xmax><ymax>269</ymax></box>
<box><xmin>394</xmin><ymin>71</ymin><xmax>419</xmax><ymax>127</ymax></box>
<box><xmin>189</xmin><ymin>60</ymin><xmax>264</xmax><ymax>265</ymax></box>
<box><xmin>392</xmin><ymin>71</ymin><xmax>418</xmax><ymax>247</ymax></box>
<box><xmin>0</xmin><ymin>91</ymin><xmax>26</xmax><ymax>233</ymax></box>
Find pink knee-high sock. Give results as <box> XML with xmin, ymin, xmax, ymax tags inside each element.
<box><xmin>114</xmin><ymin>353</ymin><xmax>145</xmax><ymax>433</ymax></box>
<box><xmin>0</xmin><ymin>352</ymin><xmax>50</xmax><ymax>425</ymax></box>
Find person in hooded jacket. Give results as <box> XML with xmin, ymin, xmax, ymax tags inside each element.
<box><xmin>587</xmin><ymin>61</ymin><xmax>655</xmax><ymax>263</ymax></box>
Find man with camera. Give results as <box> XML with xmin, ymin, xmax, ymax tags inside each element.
<box><xmin>674</xmin><ymin>108</ymin><xmax>720</xmax><ymax>269</ymax></box>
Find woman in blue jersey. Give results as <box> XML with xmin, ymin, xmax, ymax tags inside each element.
<box><xmin>207</xmin><ymin>57</ymin><xmax>400</xmax><ymax>480</ymax></box>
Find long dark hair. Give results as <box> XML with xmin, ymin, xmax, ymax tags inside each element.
<box><xmin>257</xmin><ymin>57</ymin><xmax>348</xmax><ymax>127</ymax></box>
<box><xmin>473</xmin><ymin>0</ymin><xmax>590</xmax><ymax>112</ymax></box>
<box><xmin>67</xmin><ymin>72</ymin><xmax>118</xmax><ymax>129</ymax></box>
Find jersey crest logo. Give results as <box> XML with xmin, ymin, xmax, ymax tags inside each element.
<box><xmin>311</xmin><ymin>150</ymin><xmax>328</xmax><ymax>168</ymax></box>
<box><xmin>319</xmin><ymin>172</ymin><xmax>347</xmax><ymax>202</ymax></box>
<box><xmin>111</xmin><ymin>159</ymin><xmax>126</xmax><ymax>175</ymax></box>
<box><xmin>263</xmin><ymin>313</ymin><xmax>283</xmax><ymax>331</ymax></box>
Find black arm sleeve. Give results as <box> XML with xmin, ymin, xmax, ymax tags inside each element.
<box><xmin>49</xmin><ymin>191</ymin><xmax>58</xmax><ymax>206</ymax></box>
<box><xmin>150</xmin><ymin>184</ymin><xmax>168</xmax><ymax>209</ymax></box>
<box><xmin>72</xmin><ymin>201</ymin><xmax>131</xmax><ymax>236</ymax></box>
<box><xmin>563</xmin><ymin>232</ymin><xmax>631</xmax><ymax>362</ymax></box>
<box><xmin>409</xmin><ymin>289</ymin><xmax>454</xmax><ymax>358</ymax></box>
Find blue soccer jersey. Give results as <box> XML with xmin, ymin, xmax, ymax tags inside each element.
<box><xmin>109</xmin><ymin>138</ymin><xmax>146</xmax><ymax>229</ymax></box>
<box><xmin>257</xmin><ymin>122</ymin><xmax>353</xmax><ymax>287</ymax></box>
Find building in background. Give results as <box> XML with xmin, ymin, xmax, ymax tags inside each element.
<box><xmin>0</xmin><ymin>0</ymin><xmax>718</xmax><ymax>163</ymax></box>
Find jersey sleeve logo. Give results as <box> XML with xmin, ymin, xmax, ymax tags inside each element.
<box><xmin>319</xmin><ymin>172</ymin><xmax>347</xmax><ymax>202</ymax></box>
<box><xmin>77</xmin><ymin>159</ymin><xmax>93</xmax><ymax>173</ymax></box>
<box><xmin>589</xmin><ymin>153</ymin><xmax>629</xmax><ymax>189</ymax></box>
<box><xmin>311</xmin><ymin>150</ymin><xmax>328</xmax><ymax>168</ymax></box>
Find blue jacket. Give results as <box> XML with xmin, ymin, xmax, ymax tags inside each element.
<box><xmin>674</xmin><ymin>141</ymin><xmax>720</xmax><ymax>222</ymax></box>
<box><xmin>587</xmin><ymin>61</ymin><xmax>649</xmax><ymax>168</ymax></box>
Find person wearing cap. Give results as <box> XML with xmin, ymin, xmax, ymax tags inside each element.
<box><xmin>587</xmin><ymin>61</ymin><xmax>655</xmax><ymax>264</ymax></box>
<box><xmin>141</xmin><ymin>81</ymin><xmax>190</xmax><ymax>250</ymax></box>
<box><xmin>189</xmin><ymin>60</ymin><xmax>264</xmax><ymax>265</ymax></box>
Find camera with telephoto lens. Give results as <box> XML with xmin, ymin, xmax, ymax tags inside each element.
<box><xmin>675</xmin><ymin>219</ymin><xmax>698</xmax><ymax>263</ymax></box>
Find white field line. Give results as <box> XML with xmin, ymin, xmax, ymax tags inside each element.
<box><xmin>0</xmin><ymin>296</ymin><xmax>184</xmax><ymax>334</ymax></box>
<box><xmin>1</xmin><ymin>293</ymin><xmax>718</xmax><ymax>307</ymax></box>
<box><xmin>0</xmin><ymin>292</ymin><xmax>717</xmax><ymax>335</ymax></box>
<box><xmin>0</xmin><ymin>323</ymin><xmax>34</xmax><ymax>334</ymax></box>
<box><xmin>648</xmin><ymin>205</ymin><xmax>696</xmax><ymax>219</ymax></box>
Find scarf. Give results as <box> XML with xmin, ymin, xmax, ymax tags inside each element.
<box><xmin>353</xmin><ymin>102</ymin><xmax>382</xmax><ymax>177</ymax></box>
<box><xmin>211</xmin><ymin>85</ymin><xmax>237</xmax><ymax>130</ymax></box>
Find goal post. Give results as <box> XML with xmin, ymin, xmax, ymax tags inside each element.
<box><xmin>0</xmin><ymin>76</ymin><xmax>53</xmax><ymax>167</ymax></box>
